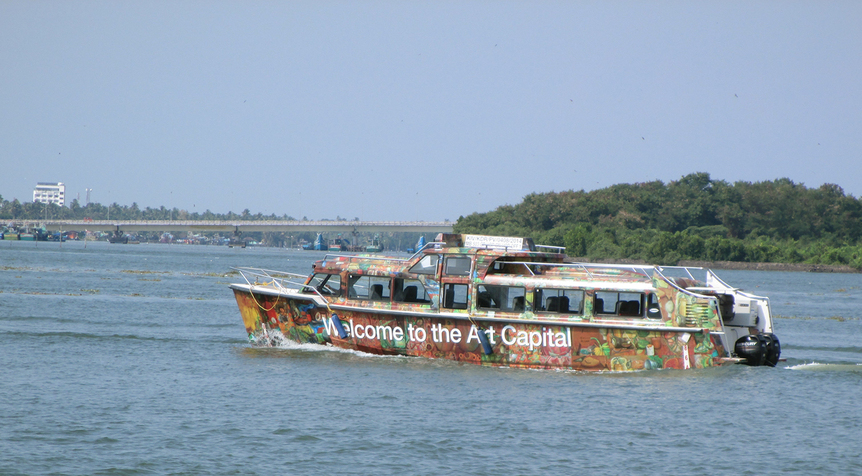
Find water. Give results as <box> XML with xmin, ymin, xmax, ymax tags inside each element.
<box><xmin>2</xmin><ymin>241</ymin><xmax>861</xmax><ymax>475</ymax></box>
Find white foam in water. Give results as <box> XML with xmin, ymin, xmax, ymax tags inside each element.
<box><xmin>787</xmin><ymin>362</ymin><xmax>862</xmax><ymax>372</ymax></box>
<box><xmin>271</xmin><ymin>335</ymin><xmax>407</xmax><ymax>360</ymax></box>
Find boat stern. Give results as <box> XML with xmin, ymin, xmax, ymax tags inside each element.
<box><xmin>706</xmin><ymin>270</ymin><xmax>781</xmax><ymax>366</ymax></box>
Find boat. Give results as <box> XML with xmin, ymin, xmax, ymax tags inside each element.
<box><xmin>365</xmin><ymin>235</ymin><xmax>384</xmax><ymax>253</ymax></box>
<box><xmin>304</xmin><ymin>233</ymin><xmax>326</xmax><ymax>251</ymax></box>
<box><xmin>328</xmin><ymin>236</ymin><xmax>348</xmax><ymax>251</ymax></box>
<box><xmin>108</xmin><ymin>234</ymin><xmax>129</xmax><ymax>244</ymax></box>
<box><xmin>229</xmin><ymin>233</ymin><xmax>780</xmax><ymax>371</ymax></box>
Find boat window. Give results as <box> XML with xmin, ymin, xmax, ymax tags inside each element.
<box><xmin>409</xmin><ymin>254</ymin><xmax>439</xmax><ymax>275</ymax></box>
<box><xmin>444</xmin><ymin>256</ymin><xmax>472</xmax><ymax>276</ymax></box>
<box><xmin>534</xmin><ymin>289</ymin><xmax>584</xmax><ymax>315</ymax></box>
<box><xmin>442</xmin><ymin>283</ymin><xmax>468</xmax><ymax>310</ymax></box>
<box><xmin>477</xmin><ymin>285</ymin><xmax>527</xmax><ymax>312</ymax></box>
<box><xmin>393</xmin><ymin>278</ymin><xmax>431</xmax><ymax>304</ymax></box>
<box><xmin>488</xmin><ymin>261</ymin><xmax>533</xmax><ymax>275</ymax></box>
<box><xmin>348</xmin><ymin>275</ymin><xmax>391</xmax><ymax>301</ymax></box>
<box><xmin>306</xmin><ymin>273</ymin><xmax>342</xmax><ymax>296</ymax></box>
<box><xmin>595</xmin><ymin>291</ymin><xmax>645</xmax><ymax>317</ymax></box>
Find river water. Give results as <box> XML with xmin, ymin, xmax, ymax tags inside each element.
<box><xmin>1</xmin><ymin>241</ymin><xmax>860</xmax><ymax>475</ymax></box>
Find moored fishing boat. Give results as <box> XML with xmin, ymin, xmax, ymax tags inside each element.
<box><xmin>229</xmin><ymin>234</ymin><xmax>780</xmax><ymax>371</ymax></box>
<box><xmin>365</xmin><ymin>235</ymin><xmax>383</xmax><ymax>252</ymax></box>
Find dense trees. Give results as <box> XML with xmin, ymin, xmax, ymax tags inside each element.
<box><xmin>454</xmin><ymin>173</ymin><xmax>862</xmax><ymax>268</ymax></box>
<box><xmin>0</xmin><ymin>197</ymin><xmax>427</xmax><ymax>250</ymax></box>
<box><xmin>0</xmin><ymin>196</ymin><xmax>294</xmax><ymax>223</ymax></box>
<box><xmin>5</xmin><ymin>173</ymin><xmax>862</xmax><ymax>266</ymax></box>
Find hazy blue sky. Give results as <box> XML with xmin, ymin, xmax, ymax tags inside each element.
<box><xmin>2</xmin><ymin>1</ymin><xmax>860</xmax><ymax>221</ymax></box>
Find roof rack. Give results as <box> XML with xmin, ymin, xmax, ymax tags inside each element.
<box><xmin>317</xmin><ymin>241</ymin><xmax>446</xmax><ymax>267</ymax></box>
<box><xmin>489</xmin><ymin>261</ymin><xmax>713</xmax><ymax>297</ymax></box>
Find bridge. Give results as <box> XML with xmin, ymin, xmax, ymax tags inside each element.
<box><xmin>23</xmin><ymin>219</ymin><xmax>454</xmax><ymax>235</ymax></box>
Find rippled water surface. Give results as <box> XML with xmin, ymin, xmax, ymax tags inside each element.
<box><xmin>2</xmin><ymin>241</ymin><xmax>861</xmax><ymax>475</ymax></box>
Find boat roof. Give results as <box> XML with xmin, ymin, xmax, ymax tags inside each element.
<box><xmin>310</xmin><ymin>233</ymin><xmax>713</xmax><ymax>291</ymax></box>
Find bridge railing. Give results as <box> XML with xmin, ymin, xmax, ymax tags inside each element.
<box><xmin>14</xmin><ymin>219</ymin><xmax>454</xmax><ymax>233</ymax></box>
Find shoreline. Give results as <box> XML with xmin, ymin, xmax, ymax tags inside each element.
<box><xmin>678</xmin><ymin>260</ymin><xmax>861</xmax><ymax>274</ymax></box>
<box><xmin>569</xmin><ymin>257</ymin><xmax>861</xmax><ymax>274</ymax></box>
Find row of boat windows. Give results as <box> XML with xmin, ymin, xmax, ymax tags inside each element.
<box><xmin>409</xmin><ymin>254</ymin><xmax>471</xmax><ymax>276</ymax></box>
<box><xmin>307</xmin><ymin>273</ymin><xmax>660</xmax><ymax>318</ymax></box>
<box><xmin>308</xmin><ymin>273</ymin><xmax>431</xmax><ymax>303</ymax></box>
<box><xmin>447</xmin><ymin>283</ymin><xmax>659</xmax><ymax>318</ymax></box>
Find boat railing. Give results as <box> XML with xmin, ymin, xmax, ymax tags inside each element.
<box><xmin>233</xmin><ymin>267</ymin><xmax>316</xmax><ymax>295</ymax></box>
<box><xmin>494</xmin><ymin>261</ymin><xmax>714</xmax><ymax>298</ymax></box>
<box><xmin>500</xmin><ymin>261</ymin><xmax>655</xmax><ymax>279</ymax></box>
<box><xmin>321</xmin><ymin>252</ymin><xmax>413</xmax><ymax>265</ymax></box>
<box><xmin>320</xmin><ymin>241</ymin><xmax>446</xmax><ymax>265</ymax></box>
<box><xmin>535</xmin><ymin>244</ymin><xmax>566</xmax><ymax>253</ymax></box>
<box><xmin>651</xmin><ymin>266</ymin><xmax>716</xmax><ymax>298</ymax></box>
<box><xmin>233</xmin><ymin>266</ymin><xmax>358</xmax><ymax>304</ymax></box>
<box><xmin>409</xmin><ymin>241</ymin><xmax>445</xmax><ymax>259</ymax></box>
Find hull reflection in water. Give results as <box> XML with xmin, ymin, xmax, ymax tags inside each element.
<box><xmin>230</xmin><ymin>233</ymin><xmax>780</xmax><ymax>371</ymax></box>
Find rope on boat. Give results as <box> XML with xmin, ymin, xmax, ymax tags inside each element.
<box><xmin>249</xmin><ymin>280</ymin><xmax>281</xmax><ymax>312</ymax></box>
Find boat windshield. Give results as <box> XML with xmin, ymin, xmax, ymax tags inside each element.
<box><xmin>409</xmin><ymin>254</ymin><xmax>439</xmax><ymax>274</ymax></box>
<box><xmin>306</xmin><ymin>273</ymin><xmax>342</xmax><ymax>296</ymax></box>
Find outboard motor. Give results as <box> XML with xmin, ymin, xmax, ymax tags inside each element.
<box><xmin>734</xmin><ymin>334</ymin><xmax>781</xmax><ymax>367</ymax></box>
<box><xmin>762</xmin><ymin>334</ymin><xmax>781</xmax><ymax>367</ymax></box>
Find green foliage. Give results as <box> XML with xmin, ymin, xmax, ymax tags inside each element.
<box><xmin>454</xmin><ymin>173</ymin><xmax>862</xmax><ymax>268</ymax></box>
<box><xmin>0</xmin><ymin>198</ymin><xmax>295</xmax><ymax>222</ymax></box>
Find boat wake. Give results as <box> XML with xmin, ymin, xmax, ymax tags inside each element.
<box><xmin>786</xmin><ymin>362</ymin><xmax>862</xmax><ymax>372</ymax></box>
<box><xmin>263</xmin><ymin>333</ymin><xmax>410</xmax><ymax>361</ymax></box>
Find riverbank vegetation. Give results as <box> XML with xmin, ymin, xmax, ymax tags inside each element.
<box><xmin>0</xmin><ymin>196</ymin><xmax>426</xmax><ymax>250</ymax></box>
<box><xmin>454</xmin><ymin>173</ymin><xmax>862</xmax><ymax>269</ymax></box>
<box><xmin>4</xmin><ymin>172</ymin><xmax>862</xmax><ymax>266</ymax></box>
<box><xmin>0</xmin><ymin>197</ymin><xmax>296</xmax><ymax>223</ymax></box>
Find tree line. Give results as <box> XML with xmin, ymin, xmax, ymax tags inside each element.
<box><xmin>0</xmin><ymin>196</ymin><xmax>294</xmax><ymax>222</ymax></box>
<box><xmin>0</xmin><ymin>196</ymin><xmax>427</xmax><ymax>250</ymax></box>
<box><xmin>453</xmin><ymin>173</ymin><xmax>862</xmax><ymax>268</ymax></box>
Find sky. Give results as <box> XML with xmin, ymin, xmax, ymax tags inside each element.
<box><xmin>1</xmin><ymin>1</ymin><xmax>860</xmax><ymax>222</ymax></box>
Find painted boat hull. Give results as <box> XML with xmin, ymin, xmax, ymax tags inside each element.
<box><xmin>232</xmin><ymin>287</ymin><xmax>726</xmax><ymax>371</ymax></box>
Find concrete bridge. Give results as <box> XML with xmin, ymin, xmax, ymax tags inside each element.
<box><xmin>23</xmin><ymin>219</ymin><xmax>454</xmax><ymax>235</ymax></box>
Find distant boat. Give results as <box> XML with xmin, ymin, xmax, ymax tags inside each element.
<box><xmin>313</xmin><ymin>233</ymin><xmax>326</xmax><ymax>250</ymax></box>
<box><xmin>328</xmin><ymin>238</ymin><xmax>347</xmax><ymax>251</ymax></box>
<box><xmin>366</xmin><ymin>235</ymin><xmax>383</xmax><ymax>252</ymax></box>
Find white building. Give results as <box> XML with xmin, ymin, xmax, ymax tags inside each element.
<box><xmin>33</xmin><ymin>182</ymin><xmax>66</xmax><ymax>206</ymax></box>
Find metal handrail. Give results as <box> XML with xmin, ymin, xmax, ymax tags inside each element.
<box><xmin>319</xmin><ymin>241</ymin><xmax>447</xmax><ymax>268</ymax></box>
<box><xmin>499</xmin><ymin>261</ymin><xmax>655</xmax><ymax>279</ymax></box>
<box><xmin>320</xmin><ymin>252</ymin><xmax>412</xmax><ymax>264</ymax></box>
<box><xmin>232</xmin><ymin>267</ymin><xmax>347</xmax><ymax>314</ymax></box>
<box><xmin>535</xmin><ymin>244</ymin><xmax>566</xmax><ymax>253</ymax></box>
<box><xmin>409</xmin><ymin>241</ymin><xmax>444</xmax><ymax>260</ymax></box>
<box><xmin>485</xmin><ymin>260</ymin><xmax>716</xmax><ymax>298</ymax></box>
<box><xmin>232</xmin><ymin>267</ymin><xmax>338</xmax><ymax>302</ymax></box>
